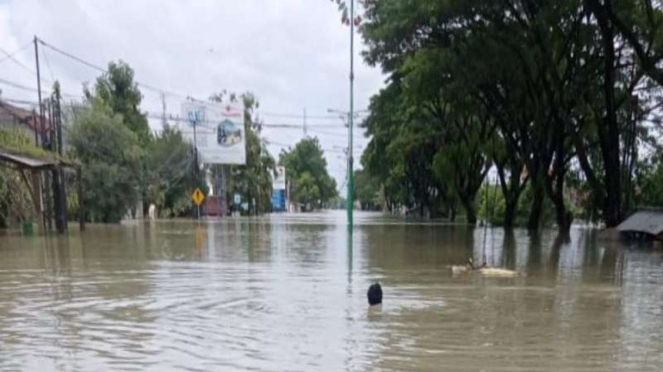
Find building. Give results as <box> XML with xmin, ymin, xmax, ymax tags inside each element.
<box><xmin>0</xmin><ymin>99</ymin><xmax>42</xmax><ymax>141</ymax></box>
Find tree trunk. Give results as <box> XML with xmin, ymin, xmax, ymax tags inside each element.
<box><xmin>551</xmin><ymin>193</ymin><xmax>572</xmax><ymax>232</ymax></box>
<box><xmin>589</xmin><ymin>0</ymin><xmax>622</xmax><ymax>227</ymax></box>
<box><xmin>460</xmin><ymin>196</ymin><xmax>477</xmax><ymax>225</ymax></box>
<box><xmin>528</xmin><ymin>183</ymin><xmax>544</xmax><ymax>230</ymax></box>
<box><xmin>504</xmin><ymin>198</ymin><xmax>517</xmax><ymax>228</ymax></box>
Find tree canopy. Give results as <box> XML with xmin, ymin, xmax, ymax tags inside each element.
<box><xmin>85</xmin><ymin>61</ymin><xmax>151</xmax><ymax>144</ymax></box>
<box><xmin>279</xmin><ymin>137</ymin><xmax>337</xmax><ymax>209</ymax></box>
<box><xmin>357</xmin><ymin>0</ymin><xmax>663</xmax><ymax>229</ymax></box>
<box><xmin>68</xmin><ymin>104</ymin><xmax>142</xmax><ymax>223</ymax></box>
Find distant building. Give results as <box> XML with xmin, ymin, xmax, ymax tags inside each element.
<box><xmin>0</xmin><ymin>99</ymin><xmax>42</xmax><ymax>141</ymax></box>
<box><xmin>271</xmin><ymin>166</ymin><xmax>287</xmax><ymax>212</ymax></box>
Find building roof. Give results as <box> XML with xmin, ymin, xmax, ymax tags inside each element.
<box><xmin>0</xmin><ymin>99</ymin><xmax>50</xmax><ymax>133</ymax></box>
<box><xmin>617</xmin><ymin>210</ymin><xmax>663</xmax><ymax>236</ymax></box>
<box><xmin>0</xmin><ymin>150</ymin><xmax>57</xmax><ymax>169</ymax></box>
<box><xmin>0</xmin><ymin>149</ymin><xmax>77</xmax><ymax>170</ymax></box>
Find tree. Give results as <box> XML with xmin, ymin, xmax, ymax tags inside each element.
<box><xmin>279</xmin><ymin>137</ymin><xmax>337</xmax><ymax>209</ymax></box>
<box><xmin>68</xmin><ymin>103</ymin><xmax>142</xmax><ymax>223</ymax></box>
<box><xmin>86</xmin><ymin>61</ymin><xmax>151</xmax><ymax>144</ymax></box>
<box><xmin>354</xmin><ymin>168</ymin><xmax>380</xmax><ymax>210</ymax></box>
<box><xmin>358</xmin><ymin>0</ymin><xmax>663</xmax><ymax>230</ymax></box>
<box><xmin>144</xmin><ymin>124</ymin><xmax>195</xmax><ymax>217</ymax></box>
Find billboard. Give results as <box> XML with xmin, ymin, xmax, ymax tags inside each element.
<box><xmin>181</xmin><ymin>101</ymin><xmax>246</xmax><ymax>164</ymax></box>
<box><xmin>272</xmin><ymin>166</ymin><xmax>286</xmax><ymax>190</ymax></box>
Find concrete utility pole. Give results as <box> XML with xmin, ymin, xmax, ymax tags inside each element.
<box><xmin>348</xmin><ymin>0</ymin><xmax>355</xmax><ymax>227</ymax></box>
<box><xmin>34</xmin><ymin>35</ymin><xmax>48</xmax><ymax>231</ymax></box>
<box><xmin>34</xmin><ymin>36</ymin><xmax>43</xmax><ymax>141</ymax></box>
<box><xmin>187</xmin><ymin>108</ymin><xmax>201</xmax><ymax>220</ymax></box>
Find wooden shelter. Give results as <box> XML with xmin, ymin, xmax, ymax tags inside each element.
<box><xmin>0</xmin><ymin>149</ymin><xmax>84</xmax><ymax>233</ymax></box>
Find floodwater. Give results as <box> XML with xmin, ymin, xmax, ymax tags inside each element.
<box><xmin>1</xmin><ymin>211</ymin><xmax>662</xmax><ymax>372</ymax></box>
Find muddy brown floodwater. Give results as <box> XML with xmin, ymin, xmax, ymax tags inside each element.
<box><xmin>1</xmin><ymin>211</ymin><xmax>662</xmax><ymax>371</ymax></box>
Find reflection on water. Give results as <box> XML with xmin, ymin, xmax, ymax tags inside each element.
<box><xmin>1</xmin><ymin>211</ymin><xmax>662</xmax><ymax>371</ymax></box>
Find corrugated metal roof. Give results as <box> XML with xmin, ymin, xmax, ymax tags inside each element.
<box><xmin>617</xmin><ymin>211</ymin><xmax>663</xmax><ymax>236</ymax></box>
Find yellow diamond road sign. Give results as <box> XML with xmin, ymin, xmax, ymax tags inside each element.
<box><xmin>191</xmin><ymin>188</ymin><xmax>205</xmax><ymax>206</ymax></box>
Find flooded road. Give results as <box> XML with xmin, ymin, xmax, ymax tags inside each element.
<box><xmin>1</xmin><ymin>211</ymin><xmax>662</xmax><ymax>371</ymax></box>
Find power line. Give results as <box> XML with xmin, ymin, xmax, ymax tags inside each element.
<box><xmin>42</xmin><ymin>47</ymin><xmax>56</xmax><ymax>83</ymax></box>
<box><xmin>307</xmin><ymin>128</ymin><xmax>348</xmax><ymax>137</ymax></box>
<box><xmin>36</xmin><ymin>38</ymin><xmax>105</xmax><ymax>73</ymax></box>
<box><xmin>37</xmin><ymin>37</ymin><xmax>199</xmax><ymax>102</ymax></box>
<box><xmin>0</xmin><ymin>77</ymin><xmax>44</xmax><ymax>93</ymax></box>
<box><xmin>144</xmin><ymin>112</ymin><xmax>350</xmax><ymax>129</ymax></box>
<box><xmin>0</xmin><ymin>46</ymin><xmax>52</xmax><ymax>84</ymax></box>
<box><xmin>36</xmin><ymin>36</ymin><xmax>369</xmax><ymax>121</ymax></box>
<box><xmin>258</xmin><ymin>111</ymin><xmax>367</xmax><ymax>120</ymax></box>
<box><xmin>0</xmin><ymin>41</ymin><xmax>32</xmax><ymax>65</ymax></box>
<box><xmin>0</xmin><ymin>97</ymin><xmax>40</xmax><ymax>106</ymax></box>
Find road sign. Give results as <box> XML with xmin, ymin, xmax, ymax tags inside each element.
<box><xmin>191</xmin><ymin>188</ymin><xmax>205</xmax><ymax>206</ymax></box>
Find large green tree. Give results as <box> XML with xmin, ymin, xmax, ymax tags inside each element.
<box><xmin>86</xmin><ymin>61</ymin><xmax>151</xmax><ymax>144</ymax></box>
<box><xmin>68</xmin><ymin>102</ymin><xmax>142</xmax><ymax>223</ymax></box>
<box><xmin>354</xmin><ymin>168</ymin><xmax>380</xmax><ymax>210</ymax></box>
<box><xmin>279</xmin><ymin>137</ymin><xmax>337</xmax><ymax>209</ymax></box>
<box><xmin>357</xmin><ymin>0</ymin><xmax>663</xmax><ymax>229</ymax></box>
<box><xmin>144</xmin><ymin>124</ymin><xmax>195</xmax><ymax>217</ymax></box>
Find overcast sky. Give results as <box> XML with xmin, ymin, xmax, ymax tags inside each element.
<box><xmin>0</xmin><ymin>0</ymin><xmax>384</xmax><ymax>194</ymax></box>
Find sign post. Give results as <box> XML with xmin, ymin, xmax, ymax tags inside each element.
<box><xmin>191</xmin><ymin>188</ymin><xmax>205</xmax><ymax>220</ymax></box>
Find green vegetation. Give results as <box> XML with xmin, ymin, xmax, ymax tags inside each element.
<box><xmin>86</xmin><ymin>61</ymin><xmax>151</xmax><ymax>144</ymax></box>
<box><xmin>68</xmin><ymin>104</ymin><xmax>142</xmax><ymax>222</ymax></box>
<box><xmin>144</xmin><ymin>124</ymin><xmax>195</xmax><ymax>217</ymax></box>
<box><xmin>0</xmin><ymin>129</ymin><xmax>40</xmax><ymax>227</ymax></box>
<box><xmin>354</xmin><ymin>168</ymin><xmax>380</xmax><ymax>211</ymax></box>
<box><xmin>279</xmin><ymin>137</ymin><xmax>337</xmax><ymax>210</ymax></box>
<box><xmin>67</xmin><ymin>61</ymin><xmax>203</xmax><ymax>222</ymax></box>
<box><xmin>355</xmin><ymin>0</ymin><xmax>663</xmax><ymax>230</ymax></box>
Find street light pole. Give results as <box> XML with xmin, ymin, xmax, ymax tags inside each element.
<box><xmin>347</xmin><ymin>0</ymin><xmax>355</xmax><ymax>227</ymax></box>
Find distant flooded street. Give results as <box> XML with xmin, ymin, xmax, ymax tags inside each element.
<box><xmin>1</xmin><ymin>211</ymin><xmax>662</xmax><ymax>371</ymax></box>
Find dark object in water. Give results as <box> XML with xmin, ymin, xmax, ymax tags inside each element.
<box><xmin>367</xmin><ymin>283</ymin><xmax>382</xmax><ymax>305</ymax></box>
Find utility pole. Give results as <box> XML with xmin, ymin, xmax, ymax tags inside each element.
<box><xmin>34</xmin><ymin>36</ymin><xmax>43</xmax><ymax>138</ymax></box>
<box><xmin>187</xmin><ymin>108</ymin><xmax>201</xmax><ymax>220</ymax></box>
<box><xmin>348</xmin><ymin>0</ymin><xmax>355</xmax><ymax>227</ymax></box>
<box><xmin>52</xmin><ymin>85</ymin><xmax>66</xmax><ymax>233</ymax></box>
<box><xmin>33</xmin><ymin>35</ymin><xmax>51</xmax><ymax>230</ymax></box>
<box><xmin>34</xmin><ymin>35</ymin><xmax>47</xmax><ymax>231</ymax></box>
<box><xmin>303</xmin><ymin>108</ymin><xmax>307</xmax><ymax>137</ymax></box>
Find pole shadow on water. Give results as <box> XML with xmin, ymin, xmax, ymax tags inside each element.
<box><xmin>347</xmin><ymin>224</ymin><xmax>353</xmax><ymax>289</ymax></box>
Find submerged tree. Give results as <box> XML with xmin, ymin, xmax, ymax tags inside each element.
<box><xmin>357</xmin><ymin>0</ymin><xmax>663</xmax><ymax>230</ymax></box>
<box><xmin>279</xmin><ymin>137</ymin><xmax>337</xmax><ymax>210</ymax></box>
<box><xmin>144</xmin><ymin>124</ymin><xmax>195</xmax><ymax>217</ymax></box>
<box><xmin>68</xmin><ymin>102</ymin><xmax>142</xmax><ymax>223</ymax></box>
